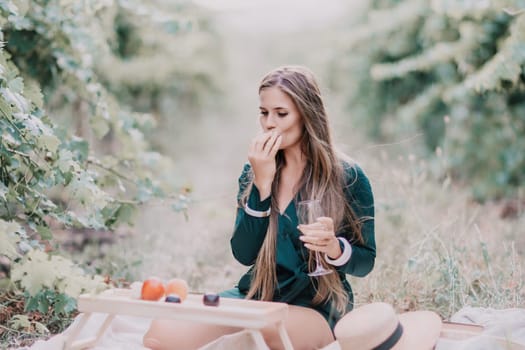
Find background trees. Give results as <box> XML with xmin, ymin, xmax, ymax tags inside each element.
<box><xmin>332</xmin><ymin>0</ymin><xmax>525</xmax><ymax>199</ymax></box>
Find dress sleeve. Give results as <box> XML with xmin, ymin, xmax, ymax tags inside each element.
<box><xmin>230</xmin><ymin>163</ymin><xmax>271</xmax><ymax>266</ymax></box>
<box><xmin>335</xmin><ymin>163</ymin><xmax>376</xmax><ymax>277</ymax></box>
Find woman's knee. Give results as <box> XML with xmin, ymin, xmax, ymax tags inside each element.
<box><xmin>262</xmin><ymin>305</ymin><xmax>334</xmax><ymax>350</ymax></box>
<box><xmin>143</xmin><ymin>319</ymin><xmax>241</xmax><ymax>350</ymax></box>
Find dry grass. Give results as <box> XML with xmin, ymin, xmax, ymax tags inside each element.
<box><xmin>348</xmin><ymin>144</ymin><xmax>524</xmax><ymax>318</ymax></box>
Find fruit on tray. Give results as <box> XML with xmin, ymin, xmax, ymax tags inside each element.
<box><xmin>141</xmin><ymin>277</ymin><xmax>166</xmax><ymax>301</ymax></box>
<box><xmin>165</xmin><ymin>294</ymin><xmax>182</xmax><ymax>303</ymax></box>
<box><xmin>203</xmin><ymin>293</ymin><xmax>220</xmax><ymax>306</ymax></box>
<box><xmin>165</xmin><ymin>278</ymin><xmax>189</xmax><ymax>301</ymax></box>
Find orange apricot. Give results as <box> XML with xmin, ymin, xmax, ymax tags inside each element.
<box><xmin>141</xmin><ymin>277</ymin><xmax>165</xmax><ymax>301</ymax></box>
<box><xmin>165</xmin><ymin>278</ymin><xmax>189</xmax><ymax>301</ymax></box>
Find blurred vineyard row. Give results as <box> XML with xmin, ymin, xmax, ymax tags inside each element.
<box><xmin>332</xmin><ymin>0</ymin><xmax>525</xmax><ymax>200</ymax></box>
<box><xmin>0</xmin><ymin>0</ymin><xmax>221</xmax><ymax>346</ymax></box>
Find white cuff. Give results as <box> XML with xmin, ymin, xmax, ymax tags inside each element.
<box><xmin>324</xmin><ymin>237</ymin><xmax>352</xmax><ymax>266</ymax></box>
<box><xmin>244</xmin><ymin>203</ymin><xmax>271</xmax><ymax>218</ymax></box>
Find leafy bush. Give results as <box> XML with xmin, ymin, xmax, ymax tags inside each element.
<box><xmin>0</xmin><ymin>0</ymin><xmax>218</xmax><ymax>344</ymax></box>
<box><xmin>332</xmin><ymin>0</ymin><xmax>525</xmax><ymax>200</ymax></box>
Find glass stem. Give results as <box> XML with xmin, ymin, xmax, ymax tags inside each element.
<box><xmin>315</xmin><ymin>251</ymin><xmax>322</xmax><ymax>269</ymax></box>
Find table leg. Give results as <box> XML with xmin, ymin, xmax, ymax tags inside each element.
<box><xmin>277</xmin><ymin>321</ymin><xmax>294</xmax><ymax>350</ymax></box>
<box><xmin>63</xmin><ymin>313</ymin><xmax>115</xmax><ymax>350</ymax></box>
<box><xmin>63</xmin><ymin>313</ymin><xmax>91</xmax><ymax>350</ymax></box>
<box><xmin>95</xmin><ymin>314</ymin><xmax>115</xmax><ymax>340</ymax></box>
<box><xmin>320</xmin><ymin>341</ymin><xmax>342</xmax><ymax>350</ymax></box>
<box><xmin>249</xmin><ymin>330</ymin><xmax>270</xmax><ymax>350</ymax></box>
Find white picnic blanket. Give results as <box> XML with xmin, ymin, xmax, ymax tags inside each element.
<box><xmin>30</xmin><ymin>313</ymin><xmax>152</xmax><ymax>350</ymax></box>
<box><xmin>29</xmin><ymin>306</ymin><xmax>525</xmax><ymax>349</ymax></box>
<box><xmin>29</xmin><ymin>313</ymin><xmax>263</xmax><ymax>350</ymax></box>
<box><xmin>435</xmin><ymin>306</ymin><xmax>525</xmax><ymax>350</ymax></box>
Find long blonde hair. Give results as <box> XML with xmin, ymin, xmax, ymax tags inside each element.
<box><xmin>241</xmin><ymin>66</ymin><xmax>363</xmax><ymax>314</ymax></box>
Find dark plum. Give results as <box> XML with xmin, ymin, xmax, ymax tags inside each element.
<box><xmin>165</xmin><ymin>294</ymin><xmax>182</xmax><ymax>303</ymax></box>
<box><xmin>203</xmin><ymin>293</ymin><xmax>220</xmax><ymax>306</ymax></box>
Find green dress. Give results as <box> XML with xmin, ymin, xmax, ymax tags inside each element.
<box><xmin>220</xmin><ymin>161</ymin><xmax>376</xmax><ymax>329</ymax></box>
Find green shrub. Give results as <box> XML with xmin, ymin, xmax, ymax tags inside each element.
<box><xmin>332</xmin><ymin>1</ymin><xmax>525</xmax><ymax>199</ymax></box>
<box><xmin>0</xmin><ymin>0</ymin><xmax>217</xmax><ymax>345</ymax></box>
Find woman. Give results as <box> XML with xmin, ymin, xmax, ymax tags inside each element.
<box><xmin>143</xmin><ymin>66</ymin><xmax>376</xmax><ymax>350</ymax></box>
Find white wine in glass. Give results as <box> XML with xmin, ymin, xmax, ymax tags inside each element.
<box><xmin>297</xmin><ymin>199</ymin><xmax>333</xmax><ymax>277</ymax></box>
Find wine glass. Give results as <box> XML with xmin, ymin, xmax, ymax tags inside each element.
<box><xmin>297</xmin><ymin>199</ymin><xmax>333</xmax><ymax>277</ymax></box>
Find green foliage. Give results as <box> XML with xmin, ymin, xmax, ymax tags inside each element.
<box><xmin>11</xmin><ymin>249</ymin><xmax>106</xmax><ymax>296</ymax></box>
<box><xmin>23</xmin><ymin>289</ymin><xmax>78</xmax><ymax>335</ymax></box>
<box><xmin>25</xmin><ymin>289</ymin><xmax>77</xmax><ymax>317</ymax></box>
<box><xmin>333</xmin><ymin>0</ymin><xmax>525</xmax><ymax>199</ymax></box>
<box><xmin>0</xmin><ymin>0</ymin><xmax>218</xmax><ymax>342</ymax></box>
<box><xmin>96</xmin><ymin>0</ymin><xmax>223</xmax><ymax>113</ymax></box>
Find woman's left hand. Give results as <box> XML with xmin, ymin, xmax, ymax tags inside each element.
<box><xmin>298</xmin><ymin>217</ymin><xmax>342</xmax><ymax>259</ymax></box>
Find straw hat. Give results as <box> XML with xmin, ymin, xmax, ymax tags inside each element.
<box><xmin>334</xmin><ymin>303</ymin><xmax>442</xmax><ymax>350</ymax></box>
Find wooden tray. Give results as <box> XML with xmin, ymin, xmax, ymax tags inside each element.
<box><xmin>63</xmin><ymin>288</ymin><xmax>293</xmax><ymax>350</ymax></box>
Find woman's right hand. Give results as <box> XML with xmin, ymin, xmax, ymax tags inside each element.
<box><xmin>248</xmin><ymin>131</ymin><xmax>282</xmax><ymax>199</ymax></box>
